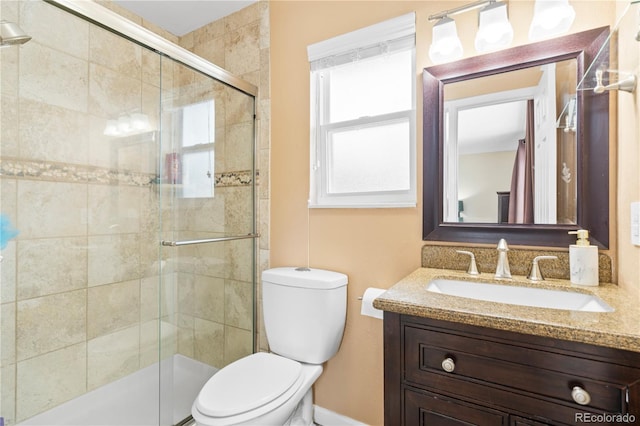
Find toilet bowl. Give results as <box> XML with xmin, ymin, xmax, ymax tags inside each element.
<box><xmin>192</xmin><ymin>352</ymin><xmax>322</xmax><ymax>426</ymax></box>
<box><xmin>193</xmin><ymin>267</ymin><xmax>348</xmax><ymax>426</ymax></box>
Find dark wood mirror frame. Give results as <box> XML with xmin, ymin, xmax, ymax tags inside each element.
<box><xmin>422</xmin><ymin>26</ymin><xmax>610</xmax><ymax>248</ymax></box>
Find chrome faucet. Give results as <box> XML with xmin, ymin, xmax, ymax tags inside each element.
<box><xmin>495</xmin><ymin>238</ymin><xmax>512</xmax><ymax>279</ymax></box>
<box><xmin>527</xmin><ymin>255</ymin><xmax>558</xmax><ymax>281</ymax></box>
<box><xmin>456</xmin><ymin>250</ymin><xmax>479</xmax><ymax>275</ymax></box>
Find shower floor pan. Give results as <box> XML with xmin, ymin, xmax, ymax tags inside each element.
<box><xmin>18</xmin><ymin>354</ymin><xmax>216</xmax><ymax>426</ymax></box>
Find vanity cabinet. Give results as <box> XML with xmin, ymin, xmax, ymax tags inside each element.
<box><xmin>384</xmin><ymin>313</ymin><xmax>640</xmax><ymax>425</ymax></box>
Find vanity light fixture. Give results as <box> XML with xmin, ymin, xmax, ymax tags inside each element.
<box><xmin>429</xmin><ymin>16</ymin><xmax>464</xmax><ymax>64</ymax></box>
<box><xmin>475</xmin><ymin>1</ymin><xmax>514</xmax><ymax>52</ymax></box>
<box><xmin>428</xmin><ymin>0</ymin><xmax>514</xmax><ymax>62</ymax></box>
<box><xmin>428</xmin><ymin>0</ymin><xmax>577</xmax><ymax>63</ymax></box>
<box><xmin>529</xmin><ymin>0</ymin><xmax>576</xmax><ymax>41</ymax></box>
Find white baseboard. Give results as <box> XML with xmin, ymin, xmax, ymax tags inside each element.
<box><xmin>313</xmin><ymin>405</ymin><xmax>368</xmax><ymax>426</ymax></box>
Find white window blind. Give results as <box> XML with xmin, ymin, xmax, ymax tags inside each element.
<box><xmin>307</xmin><ymin>13</ymin><xmax>416</xmax><ymax>208</ymax></box>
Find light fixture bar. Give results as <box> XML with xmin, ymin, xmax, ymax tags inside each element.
<box><xmin>428</xmin><ymin>0</ymin><xmax>492</xmax><ymax>22</ymax></box>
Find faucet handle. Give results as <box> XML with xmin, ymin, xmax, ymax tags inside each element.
<box><xmin>456</xmin><ymin>250</ymin><xmax>479</xmax><ymax>275</ymax></box>
<box><xmin>527</xmin><ymin>255</ymin><xmax>558</xmax><ymax>281</ymax></box>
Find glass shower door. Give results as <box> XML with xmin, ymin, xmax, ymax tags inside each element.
<box><xmin>1</xmin><ymin>0</ymin><xmax>166</xmax><ymax>423</ymax></box>
<box><xmin>1</xmin><ymin>1</ymin><xmax>256</xmax><ymax>425</ymax></box>
<box><xmin>158</xmin><ymin>57</ymin><xmax>256</xmax><ymax>425</ymax></box>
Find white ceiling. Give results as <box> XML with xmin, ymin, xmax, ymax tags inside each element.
<box><xmin>458</xmin><ymin>100</ymin><xmax>528</xmax><ymax>155</ymax></box>
<box><xmin>113</xmin><ymin>0</ymin><xmax>257</xmax><ymax>36</ymax></box>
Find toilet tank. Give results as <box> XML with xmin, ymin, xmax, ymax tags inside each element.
<box><xmin>262</xmin><ymin>267</ymin><xmax>348</xmax><ymax>365</ymax></box>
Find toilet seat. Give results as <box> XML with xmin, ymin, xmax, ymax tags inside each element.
<box><xmin>195</xmin><ymin>352</ymin><xmax>303</xmax><ymax>422</ymax></box>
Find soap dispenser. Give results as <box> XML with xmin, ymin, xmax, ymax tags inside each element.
<box><xmin>568</xmin><ymin>230</ymin><xmax>599</xmax><ymax>286</ymax></box>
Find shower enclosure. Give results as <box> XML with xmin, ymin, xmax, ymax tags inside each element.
<box><xmin>0</xmin><ymin>1</ymin><xmax>257</xmax><ymax>424</ymax></box>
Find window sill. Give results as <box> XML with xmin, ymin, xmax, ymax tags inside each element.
<box><xmin>308</xmin><ymin>201</ymin><xmax>417</xmax><ymax>209</ymax></box>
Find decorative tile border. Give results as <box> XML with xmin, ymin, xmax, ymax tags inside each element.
<box><xmin>215</xmin><ymin>170</ymin><xmax>255</xmax><ymax>187</ymax></box>
<box><xmin>0</xmin><ymin>158</ymin><xmax>257</xmax><ymax>188</ymax></box>
<box><xmin>0</xmin><ymin>158</ymin><xmax>156</xmax><ymax>186</ymax></box>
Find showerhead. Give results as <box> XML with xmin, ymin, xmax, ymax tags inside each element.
<box><xmin>0</xmin><ymin>20</ymin><xmax>31</xmax><ymax>46</ymax></box>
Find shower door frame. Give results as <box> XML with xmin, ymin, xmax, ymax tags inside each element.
<box><xmin>45</xmin><ymin>0</ymin><xmax>258</xmax><ymax>99</ymax></box>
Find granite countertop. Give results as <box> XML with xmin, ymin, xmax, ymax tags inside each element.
<box><xmin>373</xmin><ymin>268</ymin><xmax>640</xmax><ymax>353</ymax></box>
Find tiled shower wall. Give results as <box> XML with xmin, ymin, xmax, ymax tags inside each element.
<box><xmin>0</xmin><ymin>0</ymin><xmax>260</xmax><ymax>423</ymax></box>
<box><xmin>162</xmin><ymin>73</ymin><xmax>256</xmax><ymax>367</ymax></box>
<box><xmin>107</xmin><ymin>0</ymin><xmax>271</xmax><ymax>355</ymax></box>
<box><xmin>0</xmin><ymin>2</ymin><xmax>165</xmax><ymax>422</ymax></box>
<box><xmin>176</xmin><ymin>1</ymin><xmax>271</xmax><ymax>353</ymax></box>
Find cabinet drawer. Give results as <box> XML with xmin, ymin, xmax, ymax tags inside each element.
<box><xmin>405</xmin><ymin>326</ymin><xmax>627</xmax><ymax>413</ymax></box>
<box><xmin>412</xmin><ymin>368</ymin><xmax>608</xmax><ymax>425</ymax></box>
<box><xmin>510</xmin><ymin>415</ymin><xmax>553</xmax><ymax>426</ymax></box>
<box><xmin>405</xmin><ymin>387</ymin><xmax>507</xmax><ymax>425</ymax></box>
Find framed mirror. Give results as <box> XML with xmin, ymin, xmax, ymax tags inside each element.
<box><xmin>423</xmin><ymin>27</ymin><xmax>610</xmax><ymax>248</ymax></box>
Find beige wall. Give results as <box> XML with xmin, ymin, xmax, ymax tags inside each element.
<box><xmin>270</xmin><ymin>1</ymin><xmax>623</xmax><ymax>424</ymax></box>
<box><xmin>616</xmin><ymin>0</ymin><xmax>640</xmax><ymax>294</ymax></box>
<box><xmin>459</xmin><ymin>150</ymin><xmax>514</xmax><ymax>223</ymax></box>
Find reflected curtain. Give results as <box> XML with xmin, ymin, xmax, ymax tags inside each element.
<box><xmin>508</xmin><ymin>99</ymin><xmax>535</xmax><ymax>224</ymax></box>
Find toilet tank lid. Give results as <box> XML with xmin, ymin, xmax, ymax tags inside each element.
<box><xmin>262</xmin><ymin>267</ymin><xmax>348</xmax><ymax>289</ymax></box>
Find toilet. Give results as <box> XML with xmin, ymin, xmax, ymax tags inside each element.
<box><xmin>192</xmin><ymin>267</ymin><xmax>348</xmax><ymax>426</ymax></box>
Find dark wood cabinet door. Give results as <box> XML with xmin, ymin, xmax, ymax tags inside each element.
<box><xmin>405</xmin><ymin>388</ymin><xmax>507</xmax><ymax>426</ymax></box>
<box><xmin>384</xmin><ymin>313</ymin><xmax>640</xmax><ymax>426</ymax></box>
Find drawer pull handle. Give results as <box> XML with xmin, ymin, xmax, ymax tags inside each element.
<box><xmin>441</xmin><ymin>357</ymin><xmax>456</xmax><ymax>373</ymax></box>
<box><xmin>571</xmin><ymin>386</ymin><xmax>591</xmax><ymax>405</ymax></box>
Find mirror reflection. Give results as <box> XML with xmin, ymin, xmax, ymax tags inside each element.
<box><xmin>443</xmin><ymin>59</ymin><xmax>578</xmax><ymax>225</ymax></box>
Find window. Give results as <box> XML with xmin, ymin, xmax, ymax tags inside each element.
<box><xmin>307</xmin><ymin>13</ymin><xmax>416</xmax><ymax>208</ymax></box>
<box><xmin>179</xmin><ymin>100</ymin><xmax>215</xmax><ymax>198</ymax></box>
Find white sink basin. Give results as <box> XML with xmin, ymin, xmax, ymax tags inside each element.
<box><xmin>426</xmin><ymin>279</ymin><xmax>614</xmax><ymax>313</ymax></box>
